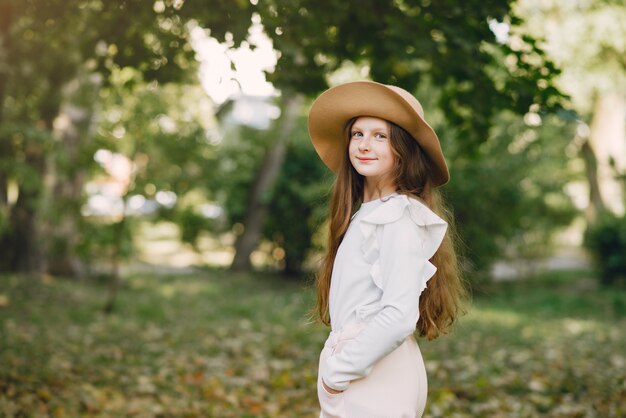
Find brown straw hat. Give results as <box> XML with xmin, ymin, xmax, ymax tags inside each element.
<box><xmin>308</xmin><ymin>80</ymin><xmax>449</xmax><ymax>186</ymax></box>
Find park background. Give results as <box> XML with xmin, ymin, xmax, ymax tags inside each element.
<box><xmin>1</xmin><ymin>0</ymin><xmax>625</xmax><ymax>417</ymax></box>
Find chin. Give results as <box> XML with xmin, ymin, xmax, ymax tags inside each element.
<box><xmin>358</xmin><ymin>170</ymin><xmax>383</xmax><ymax>178</ymax></box>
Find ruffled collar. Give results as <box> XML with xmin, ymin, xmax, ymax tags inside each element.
<box><xmin>360</xmin><ymin>193</ymin><xmax>446</xmax><ymax>227</ymax></box>
<box><xmin>360</xmin><ymin>192</ymin><xmax>399</xmax><ymax>207</ymax></box>
<box><xmin>353</xmin><ymin>193</ymin><xmax>448</xmax><ymax>293</ymax></box>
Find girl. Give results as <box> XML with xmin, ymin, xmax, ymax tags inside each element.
<box><xmin>308</xmin><ymin>81</ymin><xmax>467</xmax><ymax>418</ymax></box>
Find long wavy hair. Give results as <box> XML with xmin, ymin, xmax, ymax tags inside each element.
<box><xmin>315</xmin><ymin>117</ymin><xmax>468</xmax><ymax>340</ymax></box>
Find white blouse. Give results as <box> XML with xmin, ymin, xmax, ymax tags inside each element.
<box><xmin>323</xmin><ymin>193</ymin><xmax>448</xmax><ymax>391</ymax></box>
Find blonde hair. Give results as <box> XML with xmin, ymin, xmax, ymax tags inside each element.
<box><xmin>314</xmin><ymin>118</ymin><xmax>468</xmax><ymax>340</ymax></box>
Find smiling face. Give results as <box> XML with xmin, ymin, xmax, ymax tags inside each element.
<box><xmin>348</xmin><ymin>116</ymin><xmax>397</xmax><ymax>189</ymax></box>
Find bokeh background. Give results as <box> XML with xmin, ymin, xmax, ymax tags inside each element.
<box><xmin>1</xmin><ymin>0</ymin><xmax>625</xmax><ymax>417</ymax></box>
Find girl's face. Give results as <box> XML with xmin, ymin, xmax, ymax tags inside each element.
<box><xmin>348</xmin><ymin>116</ymin><xmax>396</xmax><ymax>185</ymax></box>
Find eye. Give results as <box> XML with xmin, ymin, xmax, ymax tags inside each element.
<box><xmin>351</xmin><ymin>131</ymin><xmax>363</xmax><ymax>138</ymax></box>
<box><xmin>374</xmin><ymin>132</ymin><xmax>388</xmax><ymax>140</ymax></box>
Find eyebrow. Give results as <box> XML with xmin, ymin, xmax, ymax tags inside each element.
<box><xmin>351</xmin><ymin>126</ymin><xmax>389</xmax><ymax>134</ymax></box>
<box><xmin>352</xmin><ymin>124</ymin><xmax>389</xmax><ymax>131</ymax></box>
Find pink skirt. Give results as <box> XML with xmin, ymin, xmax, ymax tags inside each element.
<box><xmin>317</xmin><ymin>322</ymin><xmax>427</xmax><ymax>418</ymax></box>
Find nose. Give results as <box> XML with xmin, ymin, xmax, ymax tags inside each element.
<box><xmin>358</xmin><ymin>136</ymin><xmax>371</xmax><ymax>151</ymax></box>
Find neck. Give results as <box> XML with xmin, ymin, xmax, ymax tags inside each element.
<box><xmin>362</xmin><ymin>180</ymin><xmax>397</xmax><ymax>203</ymax></box>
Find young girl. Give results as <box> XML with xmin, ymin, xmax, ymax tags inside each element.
<box><xmin>308</xmin><ymin>81</ymin><xmax>467</xmax><ymax>418</ymax></box>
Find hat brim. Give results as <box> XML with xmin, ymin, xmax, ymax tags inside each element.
<box><xmin>308</xmin><ymin>81</ymin><xmax>449</xmax><ymax>186</ymax></box>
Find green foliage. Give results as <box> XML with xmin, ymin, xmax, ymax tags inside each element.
<box><xmin>584</xmin><ymin>211</ymin><xmax>626</xmax><ymax>286</ymax></box>
<box><xmin>264</xmin><ymin>119</ymin><xmax>332</xmax><ymax>274</ymax></box>
<box><xmin>213</xmin><ymin>123</ymin><xmax>272</xmax><ymax>227</ymax></box>
<box><xmin>175</xmin><ymin>207</ymin><xmax>215</xmax><ymax>249</ymax></box>
<box><xmin>212</xmin><ymin>107</ymin><xmax>331</xmax><ymax>274</ymax></box>
<box><xmin>1</xmin><ymin>0</ymin><xmax>215</xmax><ymax>134</ymax></box>
<box><xmin>443</xmin><ymin>110</ymin><xmax>579</xmax><ymax>271</ymax></box>
<box><xmin>515</xmin><ymin>0</ymin><xmax>626</xmax><ymax>115</ymax></box>
<box><xmin>0</xmin><ymin>0</ymin><xmax>239</xmax><ymax>272</ymax></box>
<box><xmin>216</xmin><ymin>0</ymin><xmax>568</xmax><ymax>275</ymax></box>
<box><xmin>98</xmin><ymin>70</ymin><xmax>216</xmax><ymax>194</ymax></box>
<box><xmin>0</xmin><ymin>123</ymin><xmax>53</xmax><ymax>195</ymax></box>
<box><xmin>0</xmin><ymin>122</ymin><xmax>55</xmax><ymax>270</ymax></box>
<box><xmin>82</xmin><ymin>69</ymin><xmax>219</xmax><ymax>262</ymax></box>
<box><xmin>76</xmin><ymin>218</ymin><xmax>135</xmax><ymax>263</ymax></box>
<box><xmin>254</xmin><ymin>0</ymin><xmax>564</xmax><ymax>148</ymax></box>
<box><xmin>213</xmin><ymin>88</ymin><xmax>579</xmax><ymax>276</ymax></box>
<box><xmin>1</xmin><ymin>0</ymin><xmax>572</xmax><ymax>276</ymax></box>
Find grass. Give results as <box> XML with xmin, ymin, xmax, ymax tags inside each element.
<box><xmin>0</xmin><ymin>268</ymin><xmax>625</xmax><ymax>417</ymax></box>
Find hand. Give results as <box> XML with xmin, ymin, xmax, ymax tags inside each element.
<box><xmin>322</xmin><ymin>380</ymin><xmax>344</xmax><ymax>394</ymax></box>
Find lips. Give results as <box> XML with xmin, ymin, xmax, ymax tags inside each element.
<box><xmin>357</xmin><ymin>157</ymin><xmax>376</xmax><ymax>161</ymax></box>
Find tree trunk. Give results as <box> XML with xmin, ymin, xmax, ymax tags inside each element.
<box><xmin>581</xmin><ymin>140</ymin><xmax>605</xmax><ymax>224</ymax></box>
<box><xmin>0</xmin><ymin>25</ymin><xmax>66</xmax><ymax>274</ymax></box>
<box><xmin>0</xmin><ymin>133</ymin><xmax>48</xmax><ymax>273</ymax></box>
<box><xmin>0</xmin><ymin>1</ymin><xmax>13</xmax><ymax>122</ymax></box>
<box><xmin>284</xmin><ymin>251</ymin><xmax>304</xmax><ymax>278</ymax></box>
<box><xmin>588</xmin><ymin>93</ymin><xmax>626</xmax><ymax>216</ymax></box>
<box><xmin>103</xmin><ymin>216</ymin><xmax>127</xmax><ymax>314</ymax></box>
<box><xmin>0</xmin><ymin>142</ymin><xmax>8</xmax><ymax>237</ymax></box>
<box><xmin>42</xmin><ymin>71</ymin><xmax>101</xmax><ymax>278</ymax></box>
<box><xmin>0</xmin><ymin>2</ymin><xmax>13</xmax><ymax>256</ymax></box>
<box><xmin>230</xmin><ymin>94</ymin><xmax>304</xmax><ymax>272</ymax></box>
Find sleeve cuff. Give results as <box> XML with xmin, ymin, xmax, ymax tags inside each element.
<box><xmin>321</xmin><ymin>377</ymin><xmax>347</xmax><ymax>393</ymax></box>
<box><xmin>322</xmin><ymin>360</ymin><xmax>351</xmax><ymax>391</ymax></box>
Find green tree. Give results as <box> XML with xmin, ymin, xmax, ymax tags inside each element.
<box><xmin>515</xmin><ymin>0</ymin><xmax>626</xmax><ymax>219</ymax></box>
<box><xmin>264</xmin><ymin>117</ymin><xmax>331</xmax><ymax>276</ymax></box>
<box><xmin>222</xmin><ymin>0</ymin><xmax>566</xmax><ymax>272</ymax></box>
<box><xmin>0</xmin><ymin>0</ymin><xmax>568</xmax><ymax>279</ymax></box>
<box><xmin>514</xmin><ymin>0</ymin><xmax>626</xmax><ymax>284</ymax></box>
<box><xmin>83</xmin><ymin>67</ymin><xmax>217</xmax><ymax>309</ymax></box>
<box><xmin>446</xmin><ymin>111</ymin><xmax>579</xmax><ymax>272</ymax></box>
<box><xmin>0</xmin><ymin>0</ymin><xmax>254</xmax><ymax>274</ymax></box>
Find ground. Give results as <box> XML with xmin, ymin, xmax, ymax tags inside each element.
<box><xmin>0</xmin><ymin>268</ymin><xmax>624</xmax><ymax>417</ymax></box>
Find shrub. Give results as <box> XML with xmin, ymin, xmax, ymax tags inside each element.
<box><xmin>584</xmin><ymin>211</ymin><xmax>626</xmax><ymax>286</ymax></box>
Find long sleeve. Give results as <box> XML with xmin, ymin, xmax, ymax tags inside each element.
<box><xmin>322</xmin><ymin>200</ymin><xmax>447</xmax><ymax>391</ymax></box>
